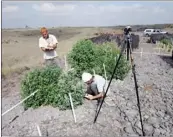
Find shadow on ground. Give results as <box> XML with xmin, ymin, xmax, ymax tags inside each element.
<box><xmin>159</xmin><ymin>55</ymin><xmax>173</xmax><ymax>68</ymax></box>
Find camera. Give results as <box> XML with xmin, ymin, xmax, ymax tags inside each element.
<box><xmin>124</xmin><ymin>26</ymin><xmax>132</xmax><ymax>35</ymax></box>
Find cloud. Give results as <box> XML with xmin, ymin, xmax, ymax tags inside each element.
<box><xmin>153</xmin><ymin>6</ymin><xmax>165</xmax><ymax>13</ymax></box>
<box><xmin>32</xmin><ymin>3</ymin><xmax>76</xmax><ymax>14</ymax></box>
<box><xmin>32</xmin><ymin>2</ymin><xmax>166</xmax><ymax>16</ymax></box>
<box><xmin>29</xmin><ymin>2</ymin><xmax>171</xmax><ymax>26</ymax></box>
<box><xmin>98</xmin><ymin>4</ymin><xmax>161</xmax><ymax>13</ymax></box>
<box><xmin>2</xmin><ymin>2</ymin><xmax>173</xmax><ymax>28</ymax></box>
<box><xmin>2</xmin><ymin>5</ymin><xmax>19</xmax><ymax>13</ymax></box>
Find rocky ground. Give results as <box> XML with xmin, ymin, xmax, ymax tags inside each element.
<box><xmin>2</xmin><ymin>41</ymin><xmax>173</xmax><ymax>136</ymax></box>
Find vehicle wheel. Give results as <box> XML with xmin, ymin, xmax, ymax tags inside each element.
<box><xmin>146</xmin><ymin>34</ymin><xmax>149</xmax><ymax>37</ymax></box>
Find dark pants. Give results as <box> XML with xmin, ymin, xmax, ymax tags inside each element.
<box><xmin>86</xmin><ymin>84</ymin><xmax>105</xmax><ymax>103</ymax></box>
<box><xmin>86</xmin><ymin>85</ymin><xmax>99</xmax><ymax>96</ymax></box>
<box><xmin>45</xmin><ymin>57</ymin><xmax>65</xmax><ymax>69</ymax></box>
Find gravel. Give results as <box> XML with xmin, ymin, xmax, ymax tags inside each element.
<box><xmin>2</xmin><ymin>40</ymin><xmax>173</xmax><ymax>136</ymax></box>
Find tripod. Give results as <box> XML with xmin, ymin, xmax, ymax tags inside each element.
<box><xmin>93</xmin><ymin>27</ymin><xmax>145</xmax><ymax>136</ymax></box>
<box><xmin>125</xmin><ymin>31</ymin><xmax>132</xmax><ymax>61</ymax></box>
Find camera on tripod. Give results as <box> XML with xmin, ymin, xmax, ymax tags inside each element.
<box><xmin>124</xmin><ymin>26</ymin><xmax>132</xmax><ymax>35</ymax></box>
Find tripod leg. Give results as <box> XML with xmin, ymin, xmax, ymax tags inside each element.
<box><xmin>94</xmin><ymin>40</ymin><xmax>127</xmax><ymax>123</ymax></box>
<box><xmin>95</xmin><ymin>99</ymin><xmax>101</xmax><ymax>118</ymax></box>
<box><xmin>127</xmin><ymin>41</ymin><xmax>130</xmax><ymax>61</ymax></box>
<box><xmin>129</xmin><ymin>43</ymin><xmax>145</xmax><ymax>136</ymax></box>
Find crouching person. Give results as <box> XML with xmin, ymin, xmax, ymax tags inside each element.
<box><xmin>82</xmin><ymin>72</ymin><xmax>111</xmax><ymax>103</ymax></box>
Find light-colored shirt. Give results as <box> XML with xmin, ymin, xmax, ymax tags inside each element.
<box><xmin>92</xmin><ymin>75</ymin><xmax>106</xmax><ymax>93</ymax></box>
<box><xmin>92</xmin><ymin>74</ymin><xmax>107</xmax><ymax>93</ymax></box>
<box><xmin>89</xmin><ymin>74</ymin><xmax>111</xmax><ymax>96</ymax></box>
<box><xmin>39</xmin><ymin>34</ymin><xmax>58</xmax><ymax>60</ymax></box>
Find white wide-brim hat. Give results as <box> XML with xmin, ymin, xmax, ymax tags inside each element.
<box><xmin>82</xmin><ymin>72</ymin><xmax>92</xmax><ymax>83</ymax></box>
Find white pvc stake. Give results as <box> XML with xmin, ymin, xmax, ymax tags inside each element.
<box><xmin>140</xmin><ymin>48</ymin><xmax>143</xmax><ymax>58</ymax></box>
<box><xmin>159</xmin><ymin>48</ymin><xmax>161</xmax><ymax>55</ymax></box>
<box><xmin>36</xmin><ymin>123</ymin><xmax>42</xmax><ymax>136</ymax></box>
<box><xmin>67</xmin><ymin>68</ymin><xmax>74</xmax><ymax>72</ymax></box>
<box><xmin>68</xmin><ymin>93</ymin><xmax>77</xmax><ymax>123</ymax></box>
<box><xmin>115</xmin><ymin>54</ymin><xmax>119</xmax><ymax>63</ymax></box>
<box><xmin>164</xmin><ymin>44</ymin><xmax>166</xmax><ymax>51</ymax></box>
<box><xmin>167</xmin><ymin>45</ymin><xmax>171</xmax><ymax>52</ymax></box>
<box><xmin>103</xmin><ymin>63</ymin><xmax>107</xmax><ymax>80</ymax></box>
<box><xmin>2</xmin><ymin>90</ymin><xmax>38</xmax><ymax>116</ymax></box>
<box><xmin>167</xmin><ymin>45</ymin><xmax>169</xmax><ymax>52</ymax></box>
<box><xmin>103</xmin><ymin>63</ymin><xmax>110</xmax><ymax>94</ymax></box>
<box><xmin>156</xmin><ymin>41</ymin><xmax>159</xmax><ymax>47</ymax></box>
<box><xmin>159</xmin><ymin>42</ymin><xmax>161</xmax><ymax>48</ymax></box>
<box><xmin>93</xmin><ymin>69</ymin><xmax>96</xmax><ymax>75</ymax></box>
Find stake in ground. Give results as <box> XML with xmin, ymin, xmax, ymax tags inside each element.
<box><xmin>21</xmin><ymin>40</ymin><xmax>130</xmax><ymax>110</ymax></box>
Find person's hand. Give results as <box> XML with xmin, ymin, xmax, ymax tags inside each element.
<box><xmin>85</xmin><ymin>94</ymin><xmax>94</xmax><ymax>100</ymax></box>
<box><xmin>48</xmin><ymin>45</ymin><xmax>53</xmax><ymax>48</ymax></box>
<box><xmin>47</xmin><ymin>45</ymin><xmax>52</xmax><ymax>48</ymax></box>
<box><xmin>47</xmin><ymin>45</ymin><xmax>54</xmax><ymax>50</ymax></box>
<box><xmin>49</xmin><ymin>47</ymin><xmax>54</xmax><ymax>50</ymax></box>
<box><xmin>44</xmin><ymin>47</ymin><xmax>51</xmax><ymax>51</ymax></box>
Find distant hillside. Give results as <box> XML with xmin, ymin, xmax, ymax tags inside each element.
<box><xmin>114</xmin><ymin>24</ymin><xmax>173</xmax><ymax>31</ymax></box>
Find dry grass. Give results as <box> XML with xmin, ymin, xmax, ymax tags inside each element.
<box><xmin>2</xmin><ymin>27</ymin><xmax>122</xmax><ymax>76</ymax></box>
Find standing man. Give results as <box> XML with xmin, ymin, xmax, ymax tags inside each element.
<box><xmin>39</xmin><ymin>27</ymin><xmax>62</xmax><ymax>67</ymax></box>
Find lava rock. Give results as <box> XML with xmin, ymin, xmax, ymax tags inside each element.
<box><xmin>143</xmin><ymin>123</ymin><xmax>154</xmax><ymax>136</ymax></box>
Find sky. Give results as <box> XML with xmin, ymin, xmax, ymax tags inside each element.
<box><xmin>2</xmin><ymin>1</ymin><xmax>173</xmax><ymax>28</ymax></box>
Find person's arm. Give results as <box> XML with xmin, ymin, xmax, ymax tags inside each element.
<box><xmin>48</xmin><ymin>43</ymin><xmax>57</xmax><ymax>50</ymax></box>
<box><xmin>93</xmin><ymin>92</ymin><xmax>104</xmax><ymax>99</ymax></box>
<box><xmin>52</xmin><ymin>43</ymin><xmax>57</xmax><ymax>49</ymax></box>
<box><xmin>49</xmin><ymin>35</ymin><xmax>58</xmax><ymax>50</ymax></box>
<box><xmin>85</xmin><ymin>92</ymin><xmax>104</xmax><ymax>100</ymax></box>
<box><xmin>39</xmin><ymin>38</ymin><xmax>50</xmax><ymax>52</ymax></box>
<box><xmin>41</xmin><ymin>47</ymin><xmax>51</xmax><ymax>52</ymax></box>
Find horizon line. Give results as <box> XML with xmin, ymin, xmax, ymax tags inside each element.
<box><xmin>2</xmin><ymin>23</ymin><xmax>173</xmax><ymax>29</ymax></box>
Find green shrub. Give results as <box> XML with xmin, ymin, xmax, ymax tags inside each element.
<box><xmin>160</xmin><ymin>39</ymin><xmax>172</xmax><ymax>46</ymax></box>
<box><xmin>68</xmin><ymin>40</ymin><xmax>130</xmax><ymax>80</ymax></box>
<box><xmin>21</xmin><ymin>66</ymin><xmax>84</xmax><ymax>110</ymax></box>
<box><xmin>94</xmin><ymin>42</ymin><xmax>130</xmax><ymax>80</ymax></box>
<box><xmin>55</xmin><ymin>70</ymin><xmax>85</xmax><ymax>110</ymax></box>
<box><xmin>68</xmin><ymin>40</ymin><xmax>97</xmax><ymax>77</ymax></box>
<box><xmin>167</xmin><ymin>44</ymin><xmax>173</xmax><ymax>52</ymax></box>
<box><xmin>21</xmin><ymin>66</ymin><xmax>62</xmax><ymax>109</ymax></box>
<box><xmin>160</xmin><ymin>38</ymin><xmax>173</xmax><ymax>52</ymax></box>
<box><xmin>166</xmin><ymin>24</ymin><xmax>173</xmax><ymax>28</ymax></box>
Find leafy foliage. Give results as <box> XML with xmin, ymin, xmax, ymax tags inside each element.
<box><xmin>166</xmin><ymin>24</ymin><xmax>173</xmax><ymax>28</ymax></box>
<box><xmin>160</xmin><ymin>39</ymin><xmax>172</xmax><ymax>45</ymax></box>
<box><xmin>68</xmin><ymin>40</ymin><xmax>130</xmax><ymax>80</ymax></box>
<box><xmin>55</xmin><ymin>70</ymin><xmax>85</xmax><ymax>110</ymax></box>
<box><xmin>21</xmin><ymin>39</ymin><xmax>130</xmax><ymax>110</ymax></box>
<box><xmin>68</xmin><ymin>40</ymin><xmax>97</xmax><ymax>77</ymax></box>
<box><xmin>21</xmin><ymin>66</ymin><xmax>84</xmax><ymax>110</ymax></box>
<box><xmin>160</xmin><ymin>38</ymin><xmax>173</xmax><ymax>52</ymax></box>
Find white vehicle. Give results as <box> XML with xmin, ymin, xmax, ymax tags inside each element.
<box><xmin>155</xmin><ymin>29</ymin><xmax>168</xmax><ymax>34</ymax></box>
<box><xmin>143</xmin><ymin>29</ymin><xmax>168</xmax><ymax>37</ymax></box>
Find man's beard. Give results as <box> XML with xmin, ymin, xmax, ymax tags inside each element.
<box><xmin>44</xmin><ymin>34</ymin><xmax>49</xmax><ymax>39</ymax></box>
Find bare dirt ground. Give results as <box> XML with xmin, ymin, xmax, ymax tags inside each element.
<box><xmin>1</xmin><ymin>27</ymin><xmax>173</xmax><ymax>136</ymax></box>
